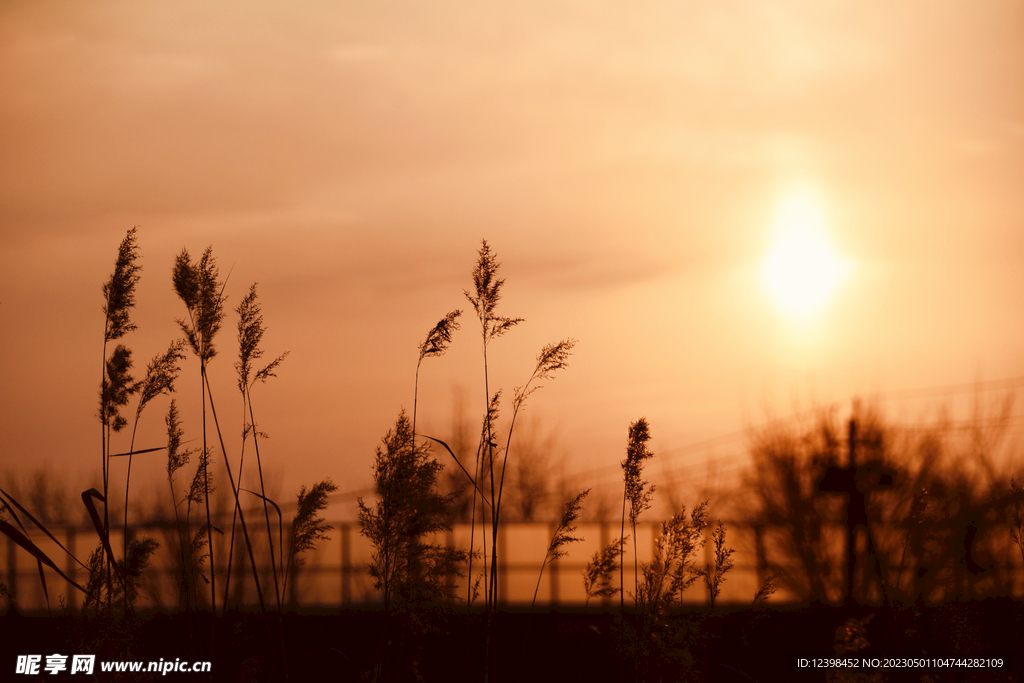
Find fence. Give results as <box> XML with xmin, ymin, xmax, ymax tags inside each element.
<box><xmin>1</xmin><ymin>519</ymin><xmax>769</xmax><ymax>612</ymax></box>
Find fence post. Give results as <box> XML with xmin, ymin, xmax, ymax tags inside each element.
<box><xmin>66</xmin><ymin>526</ymin><xmax>77</xmax><ymax>609</ymax></box>
<box><xmin>6</xmin><ymin>534</ymin><xmax>15</xmax><ymax>609</ymax></box>
<box><xmin>340</xmin><ymin>523</ymin><xmax>350</xmax><ymax>606</ymax></box>
<box><xmin>499</xmin><ymin>525</ymin><xmax>508</xmax><ymax>606</ymax></box>
<box><xmin>446</xmin><ymin>528</ymin><xmax>456</xmax><ymax>597</ymax></box>
<box><xmin>600</xmin><ymin>522</ymin><xmax>611</xmax><ymax>607</ymax></box>
<box><xmin>548</xmin><ymin>523</ymin><xmax>558</xmax><ymax>605</ymax></box>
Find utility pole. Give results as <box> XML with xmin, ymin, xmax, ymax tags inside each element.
<box><xmin>818</xmin><ymin>416</ymin><xmax>893</xmax><ymax>606</ymax></box>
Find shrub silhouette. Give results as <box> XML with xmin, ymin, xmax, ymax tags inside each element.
<box><xmin>359</xmin><ymin>412</ymin><xmax>467</xmax><ymax>611</ymax></box>
<box><xmin>742</xmin><ymin>406</ymin><xmax>1024</xmax><ymax>604</ymax></box>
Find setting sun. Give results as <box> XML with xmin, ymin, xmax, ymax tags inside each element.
<box><xmin>763</xmin><ymin>189</ymin><xmax>850</xmax><ymax>320</ymax></box>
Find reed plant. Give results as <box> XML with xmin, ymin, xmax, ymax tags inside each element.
<box><xmin>184</xmin><ymin>446</ymin><xmax>214</xmax><ymax>605</ymax></box>
<box><xmin>494</xmin><ymin>339</ymin><xmax>576</xmax><ymax>603</ymax></box>
<box><xmin>583</xmin><ymin>537</ymin><xmax>624</xmax><ymax>608</ymax></box>
<box><xmin>224</xmin><ymin>283</ymin><xmax>288</xmax><ymax>612</ymax></box>
<box><xmin>358</xmin><ymin>413</ymin><xmax>466</xmax><ymax>680</ymax></box>
<box><xmin>123</xmin><ymin>341</ymin><xmax>185</xmax><ymax>562</ymax></box>
<box><xmin>1010</xmin><ymin>478</ymin><xmax>1024</xmax><ymax>576</ymax></box>
<box><xmin>99</xmin><ymin>228</ymin><xmax>142</xmax><ymax>612</ymax></box>
<box><xmin>464</xmin><ymin>240</ymin><xmax>522</xmax><ymax>610</ymax></box>
<box><xmin>620</xmin><ymin>418</ymin><xmax>655</xmax><ymax>614</ymax></box>
<box><xmin>531</xmin><ymin>490</ymin><xmax>589</xmax><ymax>609</ymax></box>
<box><xmin>173</xmin><ymin>246</ymin><xmax>225</xmax><ymax>615</ymax></box>
<box><xmin>96</xmin><ymin>228</ymin><xmax>189</xmax><ymax>616</ymax></box>
<box><xmin>459</xmin><ymin>241</ymin><xmax>580</xmax><ymax>681</ymax></box>
<box><xmin>696</xmin><ymin>520</ymin><xmax>733</xmax><ymax>609</ymax></box>
<box><xmin>284</xmin><ymin>479</ymin><xmax>338</xmax><ymax>602</ymax></box>
<box><xmin>751</xmin><ymin>571</ymin><xmax>779</xmax><ymax>606</ymax></box>
<box><xmin>164</xmin><ymin>399</ymin><xmax>199</xmax><ymax>611</ymax></box>
<box><xmin>358</xmin><ymin>413</ymin><xmax>466</xmax><ymax>612</ymax></box>
<box><xmin>635</xmin><ymin>503</ymin><xmax>708</xmax><ymax>619</ymax></box>
<box><xmin>174</xmin><ymin>248</ymin><xmax>268</xmax><ymax>619</ymax></box>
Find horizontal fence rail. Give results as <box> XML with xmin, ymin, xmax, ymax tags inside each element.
<box><xmin>2</xmin><ymin>520</ymin><xmax>768</xmax><ymax>611</ymax></box>
<box><xmin>3</xmin><ymin>518</ymin><xmax>1021</xmax><ymax>612</ymax></box>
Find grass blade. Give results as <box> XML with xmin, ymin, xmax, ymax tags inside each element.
<box><xmin>0</xmin><ymin>488</ymin><xmax>88</xmax><ymax>570</ymax></box>
<box><xmin>108</xmin><ymin>445</ymin><xmax>166</xmax><ymax>458</ymax></box>
<box><xmin>81</xmin><ymin>488</ymin><xmax>128</xmax><ymax>590</ymax></box>
<box><xmin>421</xmin><ymin>434</ymin><xmax>492</xmax><ymax>510</ymax></box>
<box><xmin>241</xmin><ymin>488</ymin><xmax>285</xmax><ymax>571</ymax></box>
<box><xmin>0</xmin><ymin>521</ymin><xmax>85</xmax><ymax>593</ymax></box>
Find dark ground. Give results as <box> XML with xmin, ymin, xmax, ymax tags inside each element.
<box><xmin>2</xmin><ymin>601</ymin><xmax>1021</xmax><ymax>682</ymax></box>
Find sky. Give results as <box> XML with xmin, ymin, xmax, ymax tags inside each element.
<box><xmin>2</xmin><ymin>1</ymin><xmax>1024</xmax><ymax>518</ymax></box>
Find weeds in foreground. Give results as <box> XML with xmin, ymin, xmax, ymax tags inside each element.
<box><xmin>358</xmin><ymin>413</ymin><xmax>467</xmax><ymax>680</ymax></box>
<box><xmin>464</xmin><ymin>239</ymin><xmax>523</xmax><ymax>611</ymax></box>
<box><xmin>497</xmin><ymin>339</ymin><xmax>576</xmax><ymax>599</ymax></box>
<box><xmin>285</xmin><ymin>479</ymin><xmax>339</xmax><ymax>601</ymax></box>
<box><xmin>173</xmin><ymin>246</ymin><xmax>225</xmax><ymax>616</ymax></box>
<box><xmin>696</xmin><ymin>521</ymin><xmax>734</xmax><ymax>609</ymax></box>
<box><xmin>225</xmin><ymin>283</ymin><xmax>288</xmax><ymax>612</ymax></box>
<box><xmin>532</xmin><ymin>490</ymin><xmax>589</xmax><ymax>609</ymax></box>
<box><xmin>165</xmin><ymin>400</ymin><xmax>198</xmax><ymax>612</ymax></box>
<box><xmin>122</xmin><ymin>340</ymin><xmax>185</xmax><ymax>569</ymax></box>
<box><xmin>636</xmin><ymin>504</ymin><xmax>709</xmax><ymax>623</ymax></box>
<box><xmin>752</xmin><ymin>571</ymin><xmax>780</xmax><ymax>606</ymax></box>
<box><xmin>99</xmin><ymin>228</ymin><xmax>142</xmax><ymax>614</ymax></box>
<box><xmin>84</xmin><ymin>537</ymin><xmax>159</xmax><ymax>614</ymax></box>
<box><xmin>359</xmin><ymin>414</ymin><xmax>466</xmax><ymax>612</ymax></box>
<box><xmin>620</xmin><ymin>418</ymin><xmax>655</xmax><ymax>615</ymax></box>
<box><xmin>2</xmin><ymin>230</ymin><xmax>338</xmax><ymax>680</ymax></box>
<box><xmin>583</xmin><ymin>537</ymin><xmax>624</xmax><ymax>607</ymax></box>
<box><xmin>1009</xmin><ymin>478</ymin><xmax>1024</xmax><ymax>573</ymax></box>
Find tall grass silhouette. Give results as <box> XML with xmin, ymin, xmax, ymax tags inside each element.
<box><xmin>531</xmin><ymin>489</ymin><xmax>589</xmax><ymax>609</ymax></box>
<box><xmin>99</xmin><ymin>228</ymin><xmax>142</xmax><ymax>613</ymax></box>
<box><xmin>172</xmin><ymin>246</ymin><xmax>225</xmax><ymax>615</ymax></box>
<box><xmin>620</xmin><ymin>417</ymin><xmax>655</xmax><ymax>614</ymax></box>
<box><xmin>358</xmin><ymin>413</ymin><xmax>466</xmax><ymax>680</ymax></box>
<box><xmin>224</xmin><ymin>283</ymin><xmax>288</xmax><ymax>612</ymax></box>
<box><xmin>464</xmin><ymin>239</ymin><xmax>522</xmax><ymax>611</ymax></box>
<box><xmin>7</xmin><ymin>231</ymin><xmax>1024</xmax><ymax>682</ymax></box>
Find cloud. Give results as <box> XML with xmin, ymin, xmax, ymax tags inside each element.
<box><xmin>327</xmin><ymin>43</ymin><xmax>388</xmax><ymax>64</ymax></box>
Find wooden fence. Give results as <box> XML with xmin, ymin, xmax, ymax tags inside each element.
<box><xmin>1</xmin><ymin>520</ymin><xmax>769</xmax><ymax>612</ymax></box>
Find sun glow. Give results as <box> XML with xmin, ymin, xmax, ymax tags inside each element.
<box><xmin>763</xmin><ymin>189</ymin><xmax>850</xmax><ymax>320</ymax></box>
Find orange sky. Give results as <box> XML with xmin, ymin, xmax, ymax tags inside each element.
<box><xmin>2</xmin><ymin>1</ymin><xmax>1023</xmax><ymax>515</ymax></box>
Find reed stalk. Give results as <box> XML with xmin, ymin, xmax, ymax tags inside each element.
<box><xmin>620</xmin><ymin>418</ymin><xmax>654</xmax><ymax>615</ymax></box>
<box><xmin>100</xmin><ymin>227</ymin><xmax>141</xmax><ymax>614</ymax></box>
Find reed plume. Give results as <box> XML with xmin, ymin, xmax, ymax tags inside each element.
<box><xmin>620</xmin><ymin>418</ymin><xmax>655</xmax><ymax>612</ymax></box>
<box><xmin>174</xmin><ymin>246</ymin><xmax>225</xmax><ymax>363</ymax></box>
<box><xmin>184</xmin><ymin>447</ymin><xmax>215</xmax><ymax>602</ymax></box>
<box><xmin>166</xmin><ymin>400</ymin><xmax>198</xmax><ymax>611</ymax></box>
<box><xmin>752</xmin><ymin>572</ymin><xmax>780</xmax><ymax>606</ymax></box>
<box><xmin>412</xmin><ymin>310</ymin><xmax>461</xmax><ymax>563</ymax></box>
<box><xmin>697</xmin><ymin>520</ymin><xmax>734</xmax><ymax>608</ymax></box>
<box><xmin>583</xmin><ymin>536</ymin><xmax>625</xmax><ymax>606</ymax></box>
<box><xmin>99</xmin><ymin>227</ymin><xmax>142</xmax><ymax>613</ymax></box>
<box><xmin>173</xmin><ymin>246</ymin><xmax>225</xmax><ymax>615</ymax></box>
<box><xmin>285</xmin><ymin>479</ymin><xmax>338</xmax><ymax>600</ymax></box>
<box><xmin>100</xmin><ymin>345</ymin><xmax>136</xmax><ymax>434</ymax></box>
<box><xmin>227</xmin><ymin>283</ymin><xmax>288</xmax><ymax>611</ymax></box>
<box><xmin>102</xmin><ymin>227</ymin><xmax>142</xmax><ymax>343</ymax></box>
<box><xmin>531</xmin><ymin>489</ymin><xmax>589</xmax><ymax>608</ymax></box>
<box><xmin>464</xmin><ymin>240</ymin><xmax>521</xmax><ymax>612</ymax></box>
<box><xmin>496</xmin><ymin>339</ymin><xmax>576</xmax><ymax>523</ymax></box>
<box><xmin>124</xmin><ymin>340</ymin><xmax>186</xmax><ymax>561</ymax></box>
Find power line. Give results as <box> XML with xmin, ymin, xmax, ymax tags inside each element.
<box><xmin>868</xmin><ymin>375</ymin><xmax>1024</xmax><ymax>402</ymax></box>
<box><xmin>556</xmin><ymin>378</ymin><xmax>1024</xmax><ymax>488</ymax></box>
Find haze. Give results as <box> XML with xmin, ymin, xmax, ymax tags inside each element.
<box><xmin>2</xmin><ymin>1</ymin><xmax>1023</xmax><ymax>510</ymax></box>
